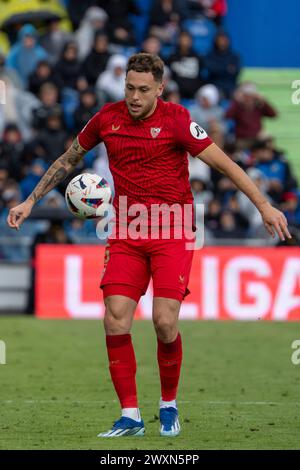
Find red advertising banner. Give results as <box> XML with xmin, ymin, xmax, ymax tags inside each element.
<box><xmin>36</xmin><ymin>245</ymin><xmax>300</xmax><ymax>320</ymax></box>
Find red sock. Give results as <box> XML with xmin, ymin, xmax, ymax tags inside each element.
<box><xmin>157</xmin><ymin>333</ymin><xmax>183</xmax><ymax>402</ymax></box>
<box><xmin>106</xmin><ymin>334</ymin><xmax>138</xmax><ymax>408</ymax></box>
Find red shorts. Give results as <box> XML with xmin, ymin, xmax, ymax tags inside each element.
<box><xmin>100</xmin><ymin>235</ymin><xmax>194</xmax><ymax>303</ymax></box>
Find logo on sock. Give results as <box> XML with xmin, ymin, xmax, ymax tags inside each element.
<box><xmin>109</xmin><ymin>360</ymin><xmax>121</xmax><ymax>366</ymax></box>
<box><xmin>162</xmin><ymin>360</ymin><xmax>178</xmax><ymax>366</ymax></box>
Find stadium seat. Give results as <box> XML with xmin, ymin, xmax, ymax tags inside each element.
<box><xmin>129</xmin><ymin>0</ymin><xmax>153</xmax><ymax>46</ymax></box>
<box><xmin>182</xmin><ymin>17</ymin><xmax>217</xmax><ymax>56</ymax></box>
<box><xmin>61</xmin><ymin>87</ymin><xmax>79</xmax><ymax>130</ymax></box>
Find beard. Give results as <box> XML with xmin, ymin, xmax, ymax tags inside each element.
<box><xmin>126</xmin><ymin>100</ymin><xmax>156</xmax><ymax>120</ymax></box>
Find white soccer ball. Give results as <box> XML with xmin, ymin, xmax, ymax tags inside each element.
<box><xmin>65</xmin><ymin>173</ymin><xmax>112</xmax><ymax>219</ymax></box>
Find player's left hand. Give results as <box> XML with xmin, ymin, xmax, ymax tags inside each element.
<box><xmin>260</xmin><ymin>202</ymin><xmax>291</xmax><ymax>240</ymax></box>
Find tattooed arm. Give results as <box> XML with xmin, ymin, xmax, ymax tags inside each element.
<box><xmin>7</xmin><ymin>138</ymin><xmax>87</xmax><ymax>230</ymax></box>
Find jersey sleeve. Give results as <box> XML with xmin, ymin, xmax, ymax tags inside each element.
<box><xmin>77</xmin><ymin>110</ymin><xmax>103</xmax><ymax>151</ymax></box>
<box><xmin>174</xmin><ymin>106</ymin><xmax>213</xmax><ymax>157</ymax></box>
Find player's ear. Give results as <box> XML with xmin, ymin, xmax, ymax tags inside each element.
<box><xmin>157</xmin><ymin>81</ymin><xmax>164</xmax><ymax>98</ymax></box>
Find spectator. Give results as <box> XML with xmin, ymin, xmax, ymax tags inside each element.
<box><xmin>6</xmin><ymin>24</ymin><xmax>48</xmax><ymax>87</ymax></box>
<box><xmin>206</xmin><ymin>0</ymin><xmax>227</xmax><ymax>25</ymax></box>
<box><xmin>42</xmin><ymin>189</ymin><xmax>66</xmax><ymax>210</ymax></box>
<box><xmin>164</xmin><ymin>88</ymin><xmax>181</xmax><ymax>103</ymax></box>
<box><xmin>65</xmin><ymin>218</ymin><xmax>98</xmax><ymax>243</ymax></box>
<box><xmin>167</xmin><ymin>31</ymin><xmax>203</xmax><ymax>99</ymax></box>
<box><xmin>252</xmin><ymin>141</ymin><xmax>297</xmax><ymax>203</ymax></box>
<box><xmin>237</xmin><ymin>168</ymin><xmax>274</xmax><ymax>233</ymax></box>
<box><xmin>20</xmin><ymin>159</ymin><xmax>48</xmax><ymax>200</ymax></box>
<box><xmin>149</xmin><ymin>0</ymin><xmax>188</xmax><ymax>45</ymax></box>
<box><xmin>0</xmin><ymin>50</ymin><xmax>22</xmax><ymax>88</ymax></box>
<box><xmin>281</xmin><ymin>192</ymin><xmax>300</xmax><ymax>228</ymax></box>
<box><xmin>40</xmin><ymin>19</ymin><xmax>72</xmax><ymax>65</ymax></box>
<box><xmin>55</xmin><ymin>41</ymin><xmax>81</xmax><ymax>89</ymax></box>
<box><xmin>0</xmin><ymin>75</ymin><xmax>40</xmax><ymax>141</ymax></box>
<box><xmin>73</xmin><ymin>88</ymin><xmax>99</xmax><ymax>134</ymax></box>
<box><xmin>60</xmin><ymin>75</ymin><xmax>90</xmax><ymax>131</ymax></box>
<box><xmin>190</xmin><ymin>177</ymin><xmax>214</xmax><ymax>211</ymax></box>
<box><xmin>0</xmin><ymin>1</ymin><xmax>299</xmax><ymax>262</ymax></box>
<box><xmin>188</xmin><ymin>1</ymin><xmax>227</xmax><ymax>25</ymax></box>
<box><xmin>98</xmin><ymin>0</ymin><xmax>139</xmax><ymax>48</ymax></box>
<box><xmin>210</xmin><ymin>142</ymin><xmax>248</xmax><ymax>194</ymax></box>
<box><xmin>32</xmin><ymin>83</ymin><xmax>62</xmax><ymax>130</ymax></box>
<box><xmin>205</xmin><ymin>197</ymin><xmax>221</xmax><ymax>234</ymax></box>
<box><xmin>0</xmin><ymin>164</ymin><xmax>9</xmax><ymax>190</ymax></box>
<box><xmin>0</xmin><ymin>165</ymin><xmax>9</xmax><ymax>214</ymax></box>
<box><xmin>28</xmin><ymin>60</ymin><xmax>62</xmax><ymax>96</ymax></box>
<box><xmin>225</xmin><ymin>195</ymin><xmax>249</xmax><ymax>232</ymax></box>
<box><xmin>226</xmin><ymin>82</ymin><xmax>277</xmax><ymax>149</ymax></box>
<box><xmin>96</xmin><ymin>54</ymin><xmax>127</xmax><ymax>103</ymax></box>
<box><xmin>162</xmin><ymin>65</ymin><xmax>180</xmax><ymax>98</ymax></box>
<box><xmin>0</xmin><ymin>179</ymin><xmax>21</xmax><ymax>209</ymax></box>
<box><xmin>66</xmin><ymin>0</ymin><xmax>96</xmax><ymax>30</ymax></box>
<box><xmin>142</xmin><ymin>36</ymin><xmax>162</xmax><ymax>56</ymax></box>
<box><xmin>75</xmin><ymin>7</ymin><xmax>108</xmax><ymax>60</ymax></box>
<box><xmin>0</xmin><ymin>124</ymin><xmax>24</xmax><ymax>180</ymax></box>
<box><xmin>215</xmin><ymin>210</ymin><xmax>245</xmax><ymax>239</ymax></box>
<box><xmin>190</xmin><ymin>84</ymin><xmax>225</xmax><ymax>146</ymax></box>
<box><xmin>21</xmin><ymin>139</ymin><xmax>47</xmax><ymax>173</ymax></box>
<box><xmin>37</xmin><ymin>112</ymin><xmax>68</xmax><ymax>164</ymax></box>
<box><xmin>205</xmin><ymin>31</ymin><xmax>240</xmax><ymax>98</ymax></box>
<box><xmin>82</xmin><ymin>33</ymin><xmax>111</xmax><ymax>86</ymax></box>
<box><xmin>33</xmin><ymin>219</ymin><xmax>71</xmax><ymax>244</ymax></box>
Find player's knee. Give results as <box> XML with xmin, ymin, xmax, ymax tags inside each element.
<box><xmin>104</xmin><ymin>309</ymin><xmax>130</xmax><ymax>334</ymax></box>
<box><xmin>153</xmin><ymin>315</ymin><xmax>177</xmax><ymax>342</ymax></box>
<box><xmin>103</xmin><ymin>298</ymin><xmax>132</xmax><ymax>334</ymax></box>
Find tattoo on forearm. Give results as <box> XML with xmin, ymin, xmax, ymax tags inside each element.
<box><xmin>44</xmin><ymin>167</ymin><xmax>68</xmax><ymax>191</ymax></box>
<box><xmin>28</xmin><ymin>138</ymin><xmax>86</xmax><ymax>204</ymax></box>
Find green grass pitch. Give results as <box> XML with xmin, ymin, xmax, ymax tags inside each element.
<box><xmin>0</xmin><ymin>318</ymin><xmax>300</xmax><ymax>450</ymax></box>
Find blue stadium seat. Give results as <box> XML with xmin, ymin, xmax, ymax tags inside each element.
<box><xmin>134</xmin><ymin>0</ymin><xmax>153</xmax><ymax>14</ymax></box>
<box><xmin>160</xmin><ymin>44</ymin><xmax>175</xmax><ymax>61</ymax></box>
<box><xmin>130</xmin><ymin>0</ymin><xmax>153</xmax><ymax>46</ymax></box>
<box><xmin>182</xmin><ymin>18</ymin><xmax>217</xmax><ymax>56</ymax></box>
<box><xmin>61</xmin><ymin>87</ymin><xmax>79</xmax><ymax>130</ymax></box>
<box><xmin>129</xmin><ymin>14</ymin><xmax>150</xmax><ymax>46</ymax></box>
<box><xmin>180</xmin><ymin>98</ymin><xmax>196</xmax><ymax>110</ymax></box>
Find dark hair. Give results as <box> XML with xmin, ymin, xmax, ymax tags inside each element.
<box><xmin>251</xmin><ymin>141</ymin><xmax>268</xmax><ymax>152</ymax></box>
<box><xmin>126</xmin><ymin>53</ymin><xmax>164</xmax><ymax>82</ymax></box>
<box><xmin>4</xmin><ymin>123</ymin><xmax>20</xmax><ymax>133</ymax></box>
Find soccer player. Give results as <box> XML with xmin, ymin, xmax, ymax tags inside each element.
<box><xmin>7</xmin><ymin>53</ymin><xmax>291</xmax><ymax>437</ymax></box>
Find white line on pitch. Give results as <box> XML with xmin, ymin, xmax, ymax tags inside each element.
<box><xmin>1</xmin><ymin>400</ymin><xmax>300</xmax><ymax>406</ymax></box>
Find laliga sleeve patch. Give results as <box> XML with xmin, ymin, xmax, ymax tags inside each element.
<box><xmin>190</xmin><ymin>122</ymin><xmax>208</xmax><ymax>140</ymax></box>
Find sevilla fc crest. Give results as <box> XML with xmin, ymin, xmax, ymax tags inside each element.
<box><xmin>150</xmin><ymin>127</ymin><xmax>161</xmax><ymax>138</ymax></box>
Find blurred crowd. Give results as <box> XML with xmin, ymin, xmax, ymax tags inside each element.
<box><xmin>0</xmin><ymin>0</ymin><xmax>299</xmax><ymax>261</ymax></box>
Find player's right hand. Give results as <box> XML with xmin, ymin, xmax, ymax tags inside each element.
<box><xmin>7</xmin><ymin>200</ymin><xmax>34</xmax><ymax>230</ymax></box>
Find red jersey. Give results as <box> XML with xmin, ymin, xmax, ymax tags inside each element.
<box><xmin>78</xmin><ymin>99</ymin><xmax>212</xmax><ymax>224</ymax></box>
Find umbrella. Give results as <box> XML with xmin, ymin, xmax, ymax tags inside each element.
<box><xmin>0</xmin><ymin>0</ymin><xmax>68</xmax><ymax>30</ymax></box>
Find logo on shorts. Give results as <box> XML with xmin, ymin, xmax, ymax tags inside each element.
<box><xmin>150</xmin><ymin>127</ymin><xmax>161</xmax><ymax>138</ymax></box>
<box><xmin>112</xmin><ymin>124</ymin><xmax>121</xmax><ymax>131</ymax></box>
<box><xmin>190</xmin><ymin>122</ymin><xmax>208</xmax><ymax>140</ymax></box>
<box><xmin>179</xmin><ymin>275</ymin><xmax>185</xmax><ymax>284</ymax></box>
<box><xmin>104</xmin><ymin>247</ymin><xmax>110</xmax><ymax>265</ymax></box>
